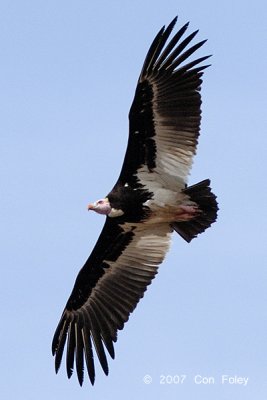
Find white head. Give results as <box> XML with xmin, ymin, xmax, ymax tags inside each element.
<box><xmin>87</xmin><ymin>198</ymin><xmax>112</xmax><ymax>215</ymax></box>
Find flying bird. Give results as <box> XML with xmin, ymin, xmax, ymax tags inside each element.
<box><xmin>52</xmin><ymin>16</ymin><xmax>218</xmax><ymax>386</ymax></box>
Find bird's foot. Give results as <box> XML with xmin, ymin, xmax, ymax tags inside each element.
<box><xmin>175</xmin><ymin>205</ymin><xmax>201</xmax><ymax>221</ymax></box>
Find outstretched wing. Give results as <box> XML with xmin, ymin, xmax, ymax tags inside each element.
<box><xmin>52</xmin><ymin>219</ymin><xmax>171</xmax><ymax>385</ymax></box>
<box><xmin>117</xmin><ymin>16</ymin><xmax>210</xmax><ymax>190</ymax></box>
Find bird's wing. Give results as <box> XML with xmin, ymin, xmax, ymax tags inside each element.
<box><xmin>116</xmin><ymin>16</ymin><xmax>210</xmax><ymax>191</ymax></box>
<box><xmin>52</xmin><ymin>218</ymin><xmax>171</xmax><ymax>385</ymax></box>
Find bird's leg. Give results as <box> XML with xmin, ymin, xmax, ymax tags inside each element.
<box><xmin>174</xmin><ymin>205</ymin><xmax>201</xmax><ymax>221</ymax></box>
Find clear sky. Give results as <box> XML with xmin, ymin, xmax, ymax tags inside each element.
<box><xmin>1</xmin><ymin>1</ymin><xmax>267</xmax><ymax>399</ymax></box>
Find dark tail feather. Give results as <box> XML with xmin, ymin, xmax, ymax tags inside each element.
<box><xmin>171</xmin><ymin>179</ymin><xmax>218</xmax><ymax>243</ymax></box>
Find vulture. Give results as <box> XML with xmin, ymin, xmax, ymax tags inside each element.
<box><xmin>52</xmin><ymin>16</ymin><xmax>218</xmax><ymax>386</ymax></box>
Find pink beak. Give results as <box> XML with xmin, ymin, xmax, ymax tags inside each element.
<box><xmin>87</xmin><ymin>203</ymin><xmax>95</xmax><ymax>211</ymax></box>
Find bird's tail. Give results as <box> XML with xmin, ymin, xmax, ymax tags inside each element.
<box><xmin>171</xmin><ymin>179</ymin><xmax>218</xmax><ymax>242</ymax></box>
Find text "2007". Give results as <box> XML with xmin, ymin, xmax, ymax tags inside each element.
<box><xmin>160</xmin><ymin>375</ymin><xmax>187</xmax><ymax>384</ymax></box>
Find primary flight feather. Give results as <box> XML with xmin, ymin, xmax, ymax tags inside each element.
<box><xmin>52</xmin><ymin>16</ymin><xmax>218</xmax><ymax>386</ymax></box>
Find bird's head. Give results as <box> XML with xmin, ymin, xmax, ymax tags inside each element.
<box><xmin>87</xmin><ymin>197</ymin><xmax>112</xmax><ymax>215</ymax></box>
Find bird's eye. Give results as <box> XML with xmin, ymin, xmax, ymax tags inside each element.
<box><xmin>97</xmin><ymin>200</ymin><xmax>104</xmax><ymax>205</ymax></box>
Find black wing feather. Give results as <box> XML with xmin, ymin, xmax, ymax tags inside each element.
<box><xmin>66</xmin><ymin>319</ymin><xmax>76</xmax><ymax>378</ymax></box>
<box><xmin>155</xmin><ymin>22</ymin><xmax>189</xmax><ymax>69</ymax></box>
<box><xmin>144</xmin><ymin>17</ymin><xmax>177</xmax><ymax>77</ymax></box>
<box><xmin>75</xmin><ymin>320</ymin><xmax>84</xmax><ymax>386</ymax></box>
<box><xmin>53</xmin><ymin>317</ymin><xmax>69</xmax><ymax>373</ymax></box>
<box><xmin>159</xmin><ymin>30</ymin><xmax>199</xmax><ymax>71</ymax></box>
<box><xmin>82</xmin><ymin>322</ymin><xmax>95</xmax><ymax>385</ymax></box>
<box><xmin>86</xmin><ymin>308</ymin><xmax>109</xmax><ymax>376</ymax></box>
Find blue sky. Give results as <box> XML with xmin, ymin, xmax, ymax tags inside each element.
<box><xmin>1</xmin><ymin>1</ymin><xmax>267</xmax><ymax>399</ymax></box>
